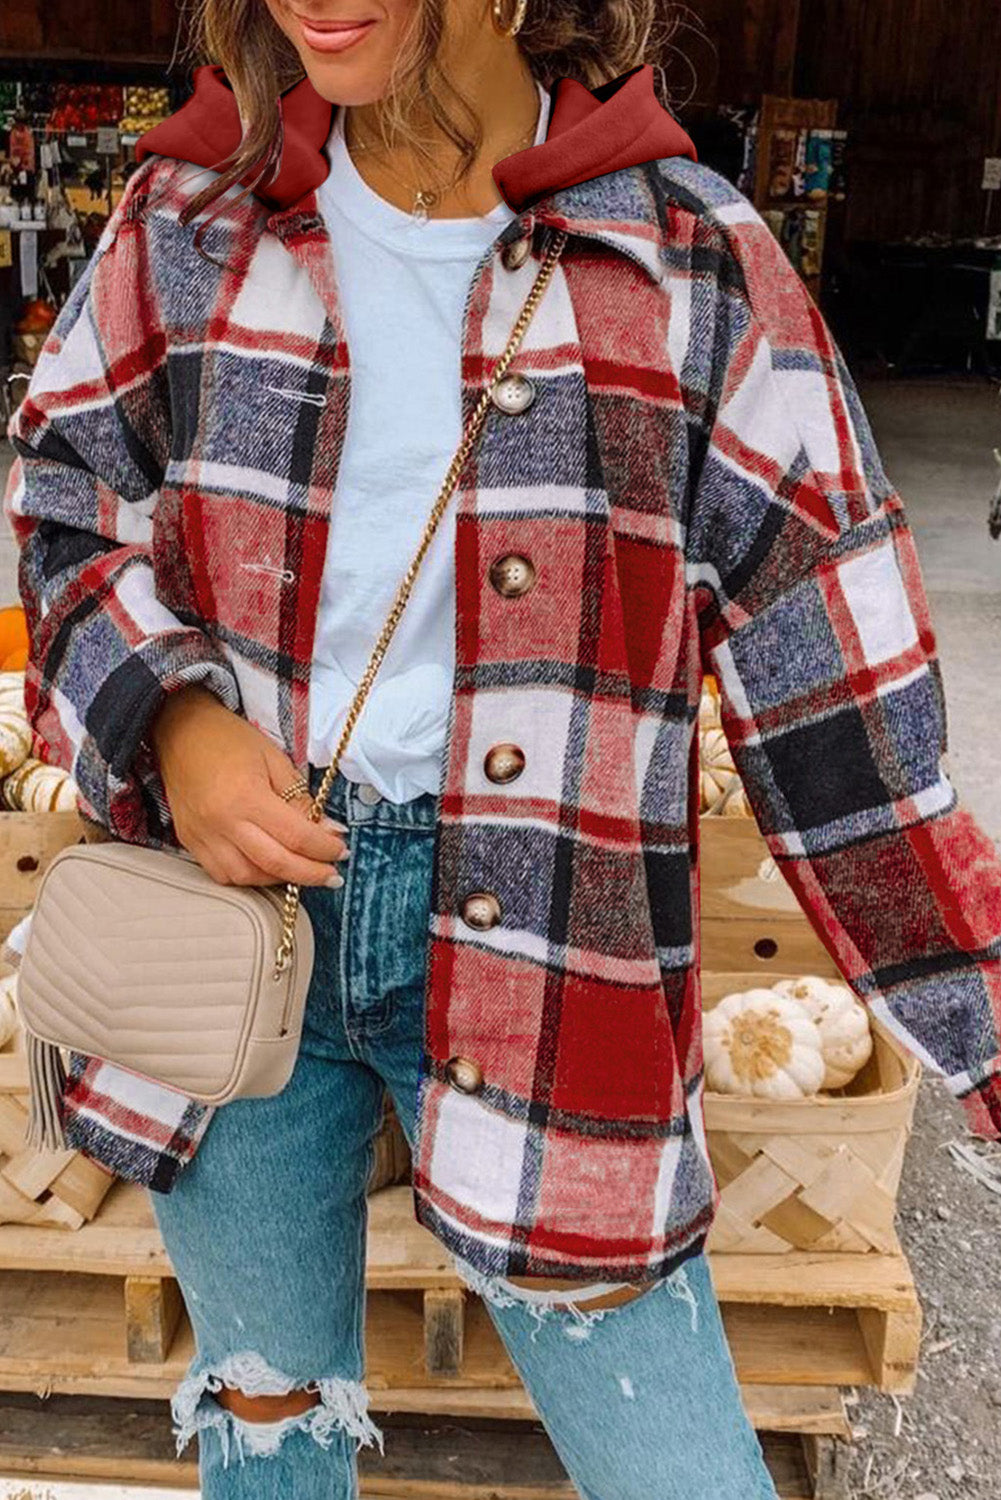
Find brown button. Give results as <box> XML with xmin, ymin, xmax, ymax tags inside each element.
<box><xmin>484</xmin><ymin>743</ymin><xmax>525</xmax><ymax>785</ymax></box>
<box><xmin>445</xmin><ymin>1055</ymin><xmax>484</xmax><ymax>1094</ymax></box>
<box><xmin>461</xmin><ymin>891</ymin><xmax>502</xmax><ymax>931</ymax></box>
<box><xmin>489</xmin><ymin>553</ymin><xmax>536</xmax><ymax>598</ymax></box>
<box><xmin>490</xmin><ymin>372</ymin><xmax>536</xmax><ymax>416</ymax></box>
<box><xmin>501</xmin><ymin>234</ymin><xmax>532</xmax><ymax>270</ymax></box>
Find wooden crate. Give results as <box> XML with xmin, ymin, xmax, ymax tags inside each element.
<box><xmin>0</xmin><ymin>809</ymin><xmax>87</xmax><ymax>944</ymax></box>
<box><xmin>699</xmin><ymin>815</ymin><xmax>841</xmax><ymax>978</ymax></box>
<box><xmin>0</xmin><ymin>1181</ymin><xmax>922</xmax><ymax>1397</ymax></box>
<box><xmin>0</xmin><ymin>1392</ymin><xmax>852</xmax><ymax>1499</ymax></box>
<box><xmin>702</xmin><ymin>972</ymin><xmax>920</xmax><ymax>1256</ymax></box>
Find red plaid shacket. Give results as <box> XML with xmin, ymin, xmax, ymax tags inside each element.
<box><xmin>4</xmin><ymin>62</ymin><xmax>1000</xmax><ymax>1282</ymax></box>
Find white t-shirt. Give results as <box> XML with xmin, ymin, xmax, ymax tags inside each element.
<box><xmin>308</xmin><ymin>82</ymin><xmax>551</xmax><ymax>801</ymax></box>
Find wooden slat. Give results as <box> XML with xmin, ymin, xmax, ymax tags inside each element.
<box><xmin>0</xmin><ymin>1180</ymin><xmax>918</xmax><ymax>1293</ymax></box>
<box><xmin>0</xmin><ymin>1392</ymin><xmax>843</xmax><ymax>1498</ymax></box>
<box><xmin>742</xmin><ymin>1385</ymin><xmax>849</xmax><ymax>1439</ymax></box>
<box><xmin>709</xmin><ymin>1248</ymin><xmax>918</xmax><ymax>1310</ymax></box>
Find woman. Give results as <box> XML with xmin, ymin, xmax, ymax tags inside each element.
<box><xmin>5</xmin><ymin>0</ymin><xmax>1000</xmax><ymax>1494</ymax></box>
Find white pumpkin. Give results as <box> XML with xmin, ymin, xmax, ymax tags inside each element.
<box><xmin>719</xmin><ymin>782</ymin><xmax>753</xmax><ymax>818</ymax></box>
<box><xmin>0</xmin><ymin>671</ymin><xmax>26</xmax><ymax>704</ymax></box>
<box><xmin>771</xmin><ymin>976</ymin><xmax>872</xmax><ymax>1089</ymax></box>
<box><xmin>699</xmin><ymin>678</ymin><xmax>722</xmax><ymax>732</ymax></box>
<box><xmin>703</xmin><ymin>988</ymin><xmax>826</xmax><ymax>1099</ymax></box>
<box><xmin>50</xmin><ymin>774</ymin><xmax>80</xmax><ymax>812</ymax></box>
<box><xmin>0</xmin><ymin>704</ymin><xmax>30</xmax><ymax>778</ymax></box>
<box><xmin>0</xmin><ymin>971</ymin><xmax>17</xmax><ymax>1049</ymax></box>
<box><xmin>699</xmin><ymin>727</ymin><xmax>740</xmax><ymax>814</ymax></box>
<box><xmin>1</xmin><ymin>757</ymin><xmax>77</xmax><ymax>812</ymax></box>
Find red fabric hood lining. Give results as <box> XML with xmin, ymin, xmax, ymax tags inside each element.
<box><xmin>135</xmin><ymin>60</ymin><xmax>697</xmax><ymax>215</ymax></box>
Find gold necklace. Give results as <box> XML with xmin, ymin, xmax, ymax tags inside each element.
<box><xmin>345</xmin><ymin>103</ymin><xmax>541</xmax><ymax>224</ymax></box>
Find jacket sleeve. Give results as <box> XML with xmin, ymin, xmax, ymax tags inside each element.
<box><xmin>688</xmin><ymin>194</ymin><xmax>1001</xmax><ymax>1140</ymax></box>
<box><xmin>2</xmin><ymin>158</ymin><xmax>243</xmax><ymax>848</ymax></box>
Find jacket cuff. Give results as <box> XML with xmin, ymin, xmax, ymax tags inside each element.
<box><xmin>100</xmin><ymin>653</ymin><xmax>243</xmax><ymax>847</ymax></box>
<box><xmin>959</xmin><ymin>1070</ymin><xmax>1001</xmax><ymax>1141</ymax></box>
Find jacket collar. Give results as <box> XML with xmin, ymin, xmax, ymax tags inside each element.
<box><xmin>136</xmin><ymin>62</ymin><xmax>696</xmax><ymax>289</ymax></box>
<box><xmin>262</xmin><ymin>168</ymin><xmax>672</xmax><ymax>291</ymax></box>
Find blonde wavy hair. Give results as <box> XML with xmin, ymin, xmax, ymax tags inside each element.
<box><xmin>174</xmin><ymin>0</ymin><xmax>680</xmax><ymax>227</ymax></box>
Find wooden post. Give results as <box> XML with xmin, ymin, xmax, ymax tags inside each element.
<box><xmin>423</xmin><ymin>1287</ymin><xmax>465</xmax><ymax>1377</ymax></box>
<box><xmin>124</xmin><ymin>1275</ymin><xmax>184</xmax><ymax>1364</ymax></box>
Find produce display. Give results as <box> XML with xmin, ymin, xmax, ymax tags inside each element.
<box><xmin>0</xmin><ymin>75</ymin><xmax>179</xmax><ymax>254</ymax></box>
<box><xmin>699</xmin><ymin>675</ymin><xmax>753</xmax><ymax>816</ymax></box>
<box><xmin>120</xmin><ymin>86</ymin><xmax>172</xmax><ymax>136</ymax></box>
<box><xmin>46</xmin><ymin>84</ymin><xmax>125</xmax><ymax>133</ymax></box>
<box><xmin>703</xmin><ymin>975</ymin><xmax>873</xmax><ymax>1098</ymax></box>
<box><xmin>12</xmin><ymin>300</ymin><xmax>57</xmax><ymax>346</ymax></box>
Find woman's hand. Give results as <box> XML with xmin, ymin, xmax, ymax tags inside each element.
<box><xmin>149</xmin><ymin>685</ymin><xmax>349</xmax><ymax>887</ymax></box>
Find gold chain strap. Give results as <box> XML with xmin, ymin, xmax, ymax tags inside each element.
<box><xmin>272</xmin><ymin>225</ymin><xmax>569</xmax><ymax>977</ymax></box>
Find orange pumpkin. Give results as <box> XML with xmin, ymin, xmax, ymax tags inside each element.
<box><xmin>0</xmin><ymin>608</ymin><xmax>27</xmax><ymax>663</ymax></box>
<box><xmin>0</xmin><ymin>646</ymin><xmax>28</xmax><ymax>671</ymax></box>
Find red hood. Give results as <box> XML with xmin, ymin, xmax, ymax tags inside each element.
<box><xmin>135</xmin><ymin>61</ymin><xmax>697</xmax><ymax>214</ymax></box>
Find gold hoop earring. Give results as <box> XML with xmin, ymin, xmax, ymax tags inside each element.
<box><xmin>491</xmin><ymin>0</ymin><xmax>528</xmax><ymax>38</ymax></box>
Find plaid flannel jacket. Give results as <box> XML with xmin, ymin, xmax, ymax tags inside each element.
<box><xmin>4</xmin><ymin>146</ymin><xmax>1001</xmax><ymax>1281</ymax></box>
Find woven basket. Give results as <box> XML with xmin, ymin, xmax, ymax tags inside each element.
<box><xmin>0</xmin><ymin>1021</ymin><xmax>115</xmax><ymax>1228</ymax></box>
<box><xmin>701</xmin><ymin>971</ymin><xmax>920</xmax><ymax>1255</ymax></box>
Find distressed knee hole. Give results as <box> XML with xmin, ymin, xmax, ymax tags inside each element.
<box><xmin>449</xmin><ymin>1256</ymin><xmax>700</xmax><ymax>1343</ymax></box>
<box><xmin>170</xmin><ymin>1350</ymin><xmax>384</xmax><ymax>1468</ymax></box>
<box><xmin>214</xmin><ymin>1383</ymin><xmax>322</xmax><ymax>1422</ymax></box>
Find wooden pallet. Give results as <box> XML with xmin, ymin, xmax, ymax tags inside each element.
<box><xmin>0</xmin><ymin>1391</ymin><xmax>851</xmax><ymax>1499</ymax></box>
<box><xmin>0</xmin><ymin>1181</ymin><xmax>921</xmax><ymax>1398</ymax></box>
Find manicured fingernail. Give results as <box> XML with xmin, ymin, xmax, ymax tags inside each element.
<box><xmin>324</xmin><ymin>871</ymin><xmax>345</xmax><ymax>888</ymax></box>
<box><xmin>336</xmin><ymin>846</ymin><xmax>351</xmax><ymax>861</ymax></box>
<box><xmin>324</xmin><ymin>818</ymin><xmax>348</xmax><ymax>833</ymax></box>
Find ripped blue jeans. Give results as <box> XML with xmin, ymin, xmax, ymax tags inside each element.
<box><xmin>149</xmin><ymin>767</ymin><xmax>779</xmax><ymax>1500</ymax></box>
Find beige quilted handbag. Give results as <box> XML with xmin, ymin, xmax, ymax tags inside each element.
<box><xmin>16</xmin><ymin>228</ymin><xmax>568</xmax><ymax>1152</ymax></box>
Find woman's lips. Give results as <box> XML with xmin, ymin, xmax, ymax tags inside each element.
<box><xmin>293</xmin><ymin>15</ymin><xmax>377</xmax><ymax>52</ymax></box>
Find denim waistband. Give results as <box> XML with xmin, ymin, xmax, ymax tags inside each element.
<box><xmin>306</xmin><ymin>764</ymin><xmax>439</xmax><ymax>831</ymax></box>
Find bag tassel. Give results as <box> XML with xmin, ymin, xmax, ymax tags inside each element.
<box><xmin>24</xmin><ymin>1031</ymin><xmax>69</xmax><ymax>1151</ymax></box>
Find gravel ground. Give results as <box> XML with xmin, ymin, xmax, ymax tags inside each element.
<box><xmin>844</xmin><ymin>1076</ymin><xmax>1001</xmax><ymax>1499</ymax></box>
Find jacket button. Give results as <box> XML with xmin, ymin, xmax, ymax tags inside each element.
<box><xmin>490</xmin><ymin>373</ymin><xmax>535</xmax><ymax>416</ymax></box>
<box><xmin>484</xmin><ymin>743</ymin><xmax>525</xmax><ymax>784</ymax></box>
<box><xmin>445</xmin><ymin>1055</ymin><xmax>484</xmax><ymax>1094</ymax></box>
<box><xmin>489</xmin><ymin>554</ymin><xmax>536</xmax><ymax>598</ymax></box>
<box><xmin>461</xmin><ymin>891</ymin><xmax>502</xmax><ymax>930</ymax></box>
<box><xmin>501</xmin><ymin>234</ymin><xmax>532</xmax><ymax>270</ymax></box>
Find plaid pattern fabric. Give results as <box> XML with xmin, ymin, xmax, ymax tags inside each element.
<box><xmin>4</xmin><ymin>149</ymin><xmax>1000</xmax><ymax>1280</ymax></box>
